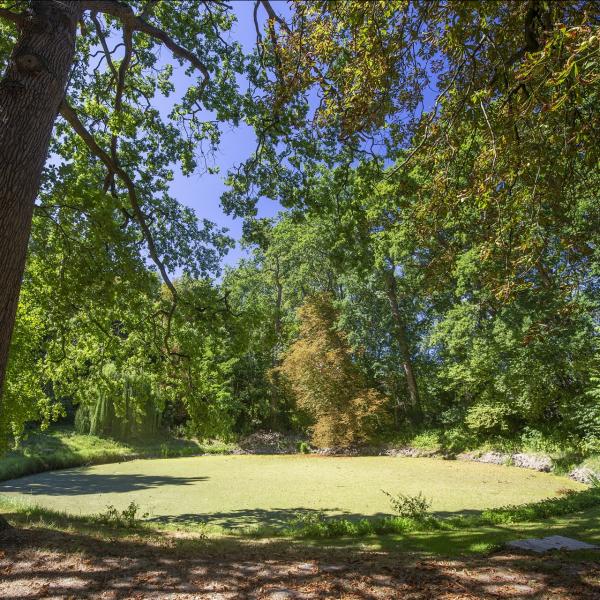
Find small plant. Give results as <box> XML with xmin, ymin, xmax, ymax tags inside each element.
<box><xmin>410</xmin><ymin>431</ymin><xmax>441</xmax><ymax>451</ymax></box>
<box><xmin>382</xmin><ymin>490</ymin><xmax>431</xmax><ymax>519</ymax></box>
<box><xmin>98</xmin><ymin>501</ymin><xmax>148</xmax><ymax>528</ymax></box>
<box><xmin>160</xmin><ymin>443</ymin><xmax>172</xmax><ymax>458</ymax></box>
<box><xmin>285</xmin><ymin>511</ymin><xmax>368</xmax><ymax>538</ymax></box>
<box><xmin>297</xmin><ymin>441</ymin><xmax>311</xmax><ymax>454</ymax></box>
<box><xmin>289</xmin><ymin>510</ymin><xmax>327</xmax><ymax>528</ymax></box>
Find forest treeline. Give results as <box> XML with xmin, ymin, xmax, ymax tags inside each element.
<box><xmin>0</xmin><ymin>1</ymin><xmax>598</xmax><ymax>453</ymax></box>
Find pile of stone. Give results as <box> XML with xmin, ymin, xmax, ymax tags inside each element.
<box><xmin>512</xmin><ymin>453</ymin><xmax>553</xmax><ymax>472</ymax></box>
<box><xmin>383</xmin><ymin>447</ymin><xmax>439</xmax><ymax>458</ymax></box>
<box><xmin>569</xmin><ymin>466</ymin><xmax>599</xmax><ymax>485</ymax></box>
<box><xmin>314</xmin><ymin>445</ymin><xmax>381</xmax><ymax>456</ymax></box>
<box><xmin>455</xmin><ymin>451</ymin><xmax>553</xmax><ymax>472</ymax></box>
<box><xmin>238</xmin><ymin>431</ymin><xmax>306</xmax><ymax>454</ymax></box>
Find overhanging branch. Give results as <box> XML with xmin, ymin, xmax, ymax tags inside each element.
<box><xmin>59</xmin><ymin>100</ymin><xmax>180</xmax><ymax>354</ymax></box>
<box><xmin>0</xmin><ymin>6</ymin><xmax>27</xmax><ymax>27</ymax></box>
<box><xmin>82</xmin><ymin>0</ymin><xmax>209</xmax><ymax>86</ymax></box>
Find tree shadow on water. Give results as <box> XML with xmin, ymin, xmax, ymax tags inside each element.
<box><xmin>0</xmin><ymin>471</ymin><xmax>208</xmax><ymax>496</ymax></box>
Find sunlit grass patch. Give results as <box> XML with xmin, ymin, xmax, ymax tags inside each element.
<box><xmin>0</xmin><ymin>426</ymin><xmax>234</xmax><ymax>482</ymax></box>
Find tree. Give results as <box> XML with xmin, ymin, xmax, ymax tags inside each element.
<box><xmin>0</xmin><ymin>0</ymin><xmax>281</xmax><ymax>399</ymax></box>
<box><xmin>279</xmin><ymin>293</ymin><xmax>387</xmax><ymax>448</ymax></box>
<box><xmin>272</xmin><ymin>163</ymin><xmax>426</xmax><ymax>421</ymax></box>
<box><xmin>232</xmin><ymin>1</ymin><xmax>600</xmax><ymax>296</ymax></box>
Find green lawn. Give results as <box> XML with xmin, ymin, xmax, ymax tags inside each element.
<box><xmin>0</xmin><ymin>426</ymin><xmax>234</xmax><ymax>482</ymax></box>
<box><xmin>364</xmin><ymin>506</ymin><xmax>600</xmax><ymax>555</ymax></box>
<box><xmin>0</xmin><ymin>454</ymin><xmax>585</xmax><ymax>530</ymax></box>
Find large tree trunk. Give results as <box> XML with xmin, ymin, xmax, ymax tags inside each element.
<box><xmin>0</xmin><ymin>2</ymin><xmax>80</xmax><ymax>397</ymax></box>
<box><xmin>383</xmin><ymin>267</ymin><xmax>421</xmax><ymax>421</ymax></box>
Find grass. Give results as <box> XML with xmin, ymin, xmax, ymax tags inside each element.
<box><xmin>2</xmin><ymin>428</ymin><xmax>598</xmax><ymax>557</ymax></box>
<box><xmin>0</xmin><ymin>426</ymin><xmax>235</xmax><ymax>482</ymax></box>
<box><xmin>0</xmin><ymin>454</ymin><xmax>585</xmax><ymax>530</ymax></box>
<box><xmin>371</xmin><ymin>506</ymin><xmax>600</xmax><ymax>556</ymax></box>
<box><xmin>278</xmin><ymin>485</ymin><xmax>600</xmax><ymax>539</ymax></box>
<box><xmin>1</xmin><ymin>486</ymin><xmax>599</xmax><ymax>557</ymax></box>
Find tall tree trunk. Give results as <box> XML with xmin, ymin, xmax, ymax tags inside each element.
<box><xmin>0</xmin><ymin>2</ymin><xmax>80</xmax><ymax>397</ymax></box>
<box><xmin>383</xmin><ymin>267</ymin><xmax>421</xmax><ymax>421</ymax></box>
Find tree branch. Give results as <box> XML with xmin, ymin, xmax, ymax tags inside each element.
<box><xmin>59</xmin><ymin>100</ymin><xmax>180</xmax><ymax>354</ymax></box>
<box><xmin>91</xmin><ymin>12</ymin><xmax>118</xmax><ymax>79</ymax></box>
<box><xmin>0</xmin><ymin>6</ymin><xmax>27</xmax><ymax>27</ymax></box>
<box><xmin>81</xmin><ymin>0</ymin><xmax>209</xmax><ymax>85</ymax></box>
<box><xmin>259</xmin><ymin>0</ymin><xmax>289</xmax><ymax>33</ymax></box>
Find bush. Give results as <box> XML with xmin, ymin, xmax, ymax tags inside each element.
<box><xmin>382</xmin><ymin>489</ymin><xmax>431</xmax><ymax>519</ymax></box>
<box><xmin>410</xmin><ymin>431</ymin><xmax>441</xmax><ymax>451</ymax></box>
<box><xmin>297</xmin><ymin>441</ymin><xmax>311</xmax><ymax>454</ymax></box>
<box><xmin>285</xmin><ymin>511</ymin><xmax>420</xmax><ymax>539</ymax></box>
<box><xmin>97</xmin><ymin>501</ymin><xmax>148</xmax><ymax>528</ymax></box>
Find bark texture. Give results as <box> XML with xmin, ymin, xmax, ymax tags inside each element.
<box><xmin>0</xmin><ymin>2</ymin><xmax>81</xmax><ymax>396</ymax></box>
<box><xmin>383</xmin><ymin>268</ymin><xmax>421</xmax><ymax>419</ymax></box>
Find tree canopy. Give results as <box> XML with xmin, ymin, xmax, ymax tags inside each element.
<box><xmin>0</xmin><ymin>0</ymin><xmax>598</xmax><ymax>455</ymax></box>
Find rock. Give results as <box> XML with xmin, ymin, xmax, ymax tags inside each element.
<box><xmin>456</xmin><ymin>451</ymin><xmax>474</xmax><ymax>461</ymax></box>
<box><xmin>238</xmin><ymin>431</ymin><xmax>305</xmax><ymax>454</ymax></box>
<box><xmin>384</xmin><ymin>447</ymin><xmax>438</xmax><ymax>458</ymax></box>
<box><xmin>506</xmin><ymin>535</ymin><xmax>598</xmax><ymax>554</ymax></box>
<box><xmin>314</xmin><ymin>445</ymin><xmax>380</xmax><ymax>456</ymax></box>
<box><xmin>569</xmin><ymin>466</ymin><xmax>599</xmax><ymax>485</ymax></box>
<box><xmin>267</xmin><ymin>591</ymin><xmax>296</xmax><ymax>599</ymax></box>
<box><xmin>511</xmin><ymin>453</ymin><xmax>552</xmax><ymax>472</ymax></box>
<box><xmin>473</xmin><ymin>451</ymin><xmax>510</xmax><ymax>466</ymax></box>
<box><xmin>320</xmin><ymin>564</ymin><xmax>345</xmax><ymax>573</ymax></box>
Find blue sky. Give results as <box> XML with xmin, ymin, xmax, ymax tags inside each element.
<box><xmin>166</xmin><ymin>1</ymin><xmax>288</xmax><ymax>268</ymax></box>
<box><xmin>150</xmin><ymin>1</ymin><xmax>435</xmax><ymax>273</ymax></box>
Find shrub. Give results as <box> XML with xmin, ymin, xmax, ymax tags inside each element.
<box><xmin>382</xmin><ymin>489</ymin><xmax>431</xmax><ymax>519</ymax></box>
<box><xmin>97</xmin><ymin>501</ymin><xmax>148</xmax><ymax>528</ymax></box>
<box><xmin>410</xmin><ymin>431</ymin><xmax>441</xmax><ymax>451</ymax></box>
<box><xmin>297</xmin><ymin>441</ymin><xmax>311</xmax><ymax>454</ymax></box>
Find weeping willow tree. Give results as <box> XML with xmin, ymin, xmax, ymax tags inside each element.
<box><xmin>75</xmin><ymin>364</ymin><xmax>162</xmax><ymax>440</ymax></box>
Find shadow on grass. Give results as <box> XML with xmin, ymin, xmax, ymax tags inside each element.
<box><xmin>374</xmin><ymin>511</ymin><xmax>600</xmax><ymax>554</ymax></box>
<box><xmin>148</xmin><ymin>507</ymin><xmax>476</xmax><ymax>530</ymax></box>
<box><xmin>148</xmin><ymin>506</ymin><xmax>390</xmax><ymax>529</ymax></box>
<box><xmin>0</xmin><ymin>523</ymin><xmax>598</xmax><ymax>599</ymax></box>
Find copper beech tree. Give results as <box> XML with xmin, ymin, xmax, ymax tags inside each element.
<box><xmin>279</xmin><ymin>294</ymin><xmax>387</xmax><ymax>448</ymax></box>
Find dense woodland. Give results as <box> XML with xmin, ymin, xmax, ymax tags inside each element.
<box><xmin>1</xmin><ymin>1</ymin><xmax>599</xmax><ymax>456</ymax></box>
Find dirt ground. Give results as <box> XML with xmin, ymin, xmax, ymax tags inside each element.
<box><xmin>0</xmin><ymin>526</ymin><xmax>599</xmax><ymax>599</ymax></box>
